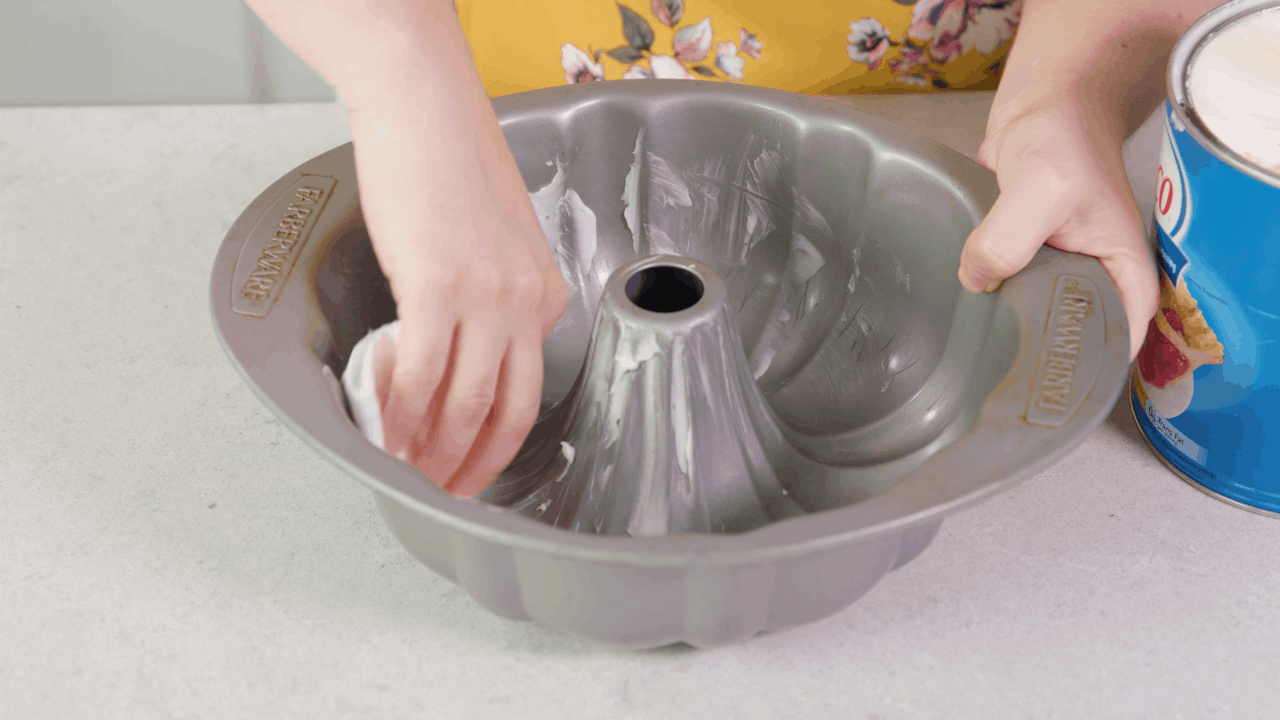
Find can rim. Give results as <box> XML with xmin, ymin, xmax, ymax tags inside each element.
<box><xmin>1168</xmin><ymin>0</ymin><xmax>1280</xmax><ymax>189</ymax></box>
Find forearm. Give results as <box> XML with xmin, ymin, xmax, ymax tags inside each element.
<box><xmin>245</xmin><ymin>0</ymin><xmax>510</xmax><ymax>166</ymax></box>
<box><xmin>246</xmin><ymin>0</ymin><xmax>466</xmax><ymax>107</ymax></box>
<box><xmin>991</xmin><ymin>0</ymin><xmax>1222</xmax><ymax>145</ymax></box>
<box><xmin>244</xmin><ymin>0</ymin><xmax>531</xmax><ymax>256</ymax></box>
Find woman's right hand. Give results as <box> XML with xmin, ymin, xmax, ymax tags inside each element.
<box><xmin>347</xmin><ymin>96</ymin><xmax>569</xmax><ymax>499</ymax></box>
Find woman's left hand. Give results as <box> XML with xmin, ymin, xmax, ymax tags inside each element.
<box><xmin>958</xmin><ymin>96</ymin><xmax>1160</xmax><ymax>362</ymax></box>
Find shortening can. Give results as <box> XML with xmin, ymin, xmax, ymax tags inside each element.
<box><xmin>1131</xmin><ymin>0</ymin><xmax>1280</xmax><ymax>515</ymax></box>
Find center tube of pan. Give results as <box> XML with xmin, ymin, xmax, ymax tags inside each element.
<box><xmin>624</xmin><ymin>265</ymin><xmax>705</xmax><ymax>313</ymax></box>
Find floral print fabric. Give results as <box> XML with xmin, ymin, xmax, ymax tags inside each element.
<box><xmin>846</xmin><ymin>0</ymin><xmax>1022</xmax><ymax>88</ymax></box>
<box><xmin>455</xmin><ymin>0</ymin><xmax>1022</xmax><ymax>96</ymax></box>
<box><xmin>559</xmin><ymin>5</ymin><xmax>764</xmax><ymax>84</ymax></box>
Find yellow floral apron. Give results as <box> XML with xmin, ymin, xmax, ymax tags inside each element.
<box><xmin>456</xmin><ymin>0</ymin><xmax>1022</xmax><ymax>97</ymax></box>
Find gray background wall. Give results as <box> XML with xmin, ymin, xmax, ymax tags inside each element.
<box><xmin>0</xmin><ymin>0</ymin><xmax>335</xmax><ymax>106</ymax></box>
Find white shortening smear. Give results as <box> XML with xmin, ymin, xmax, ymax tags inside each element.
<box><xmin>790</xmin><ymin>235</ymin><xmax>825</xmax><ymax>282</ymax></box>
<box><xmin>745</xmin><ymin>196</ymin><xmax>835</xmax><ymax>382</ymax></box>
<box><xmin>751</xmin><ymin>345</ymin><xmax>778</xmax><ymax>381</ymax></box>
<box><xmin>551</xmin><ymin>441</ymin><xmax>576</xmax><ymax>483</ymax></box>
<box><xmin>623</xmin><ymin>132</ymin><xmax>643</xmax><ymax>255</ymax></box>
<box><xmin>1188</xmin><ymin>8</ymin><xmax>1280</xmax><ymax>173</ymax></box>
<box><xmin>562</xmin><ymin>189</ymin><xmax>597</xmax><ymax>279</ymax></box>
<box><xmin>648</xmin><ymin>153</ymin><xmax>693</xmax><ymax>209</ymax></box>
<box><xmin>893</xmin><ymin>256</ymin><xmax>910</xmax><ymax>291</ymax></box>
<box><xmin>847</xmin><ymin>247</ymin><xmax>862</xmax><ymax>294</ymax></box>
<box><xmin>620</xmin><ymin>141</ymin><xmax>703</xmax><ymax>260</ymax></box>
<box><xmin>529</xmin><ymin>159</ymin><xmax>569</xmax><ymax>249</ymax></box>
<box><xmin>528</xmin><ymin>159</ymin><xmax>601</xmax><ymax>288</ymax></box>
<box><xmin>669</xmin><ymin>339</ymin><xmax>694</xmax><ymax>484</ymax></box>
<box><xmin>647</xmin><ymin>227</ymin><xmax>679</xmax><ymax>255</ymax></box>
<box><xmin>600</xmin><ymin>347</ymin><xmax>636</xmax><ymax>451</ymax></box>
<box><xmin>739</xmin><ymin>147</ymin><xmax>782</xmax><ymax>262</ymax></box>
<box><xmin>615</xmin><ymin>329</ymin><xmax>662</xmax><ymax>371</ymax></box>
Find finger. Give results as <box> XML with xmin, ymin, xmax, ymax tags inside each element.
<box><xmin>1053</xmin><ymin>196</ymin><xmax>1160</xmax><ymax>362</ymax></box>
<box><xmin>958</xmin><ymin>165</ymin><xmax>1074</xmax><ymax>294</ymax></box>
<box><xmin>426</xmin><ymin>314</ymin><xmax>507</xmax><ymax>487</ymax></box>
<box><xmin>381</xmin><ymin>301</ymin><xmax>456</xmax><ymax>462</ymax></box>
<box><xmin>538</xmin><ymin>268</ymin><xmax>570</xmax><ymax>339</ymax></box>
<box><xmin>406</xmin><ymin>370</ymin><xmax>451</xmax><ymax>478</ymax></box>
<box><xmin>1097</xmin><ymin>245</ymin><xmax>1160</xmax><ymax>361</ymax></box>
<box><xmin>372</xmin><ymin>335</ymin><xmax>396</xmax><ymax>415</ymax></box>
<box><xmin>446</xmin><ymin>329</ymin><xmax>544</xmax><ymax>498</ymax></box>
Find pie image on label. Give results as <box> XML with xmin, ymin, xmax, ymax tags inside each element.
<box><xmin>1138</xmin><ymin>272</ymin><xmax>1225</xmax><ymax>389</ymax></box>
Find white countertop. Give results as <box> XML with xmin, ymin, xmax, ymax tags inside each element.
<box><xmin>3</xmin><ymin>96</ymin><xmax>1277</xmax><ymax>719</ymax></box>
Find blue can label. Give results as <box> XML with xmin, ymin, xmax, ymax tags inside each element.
<box><xmin>1131</xmin><ymin>100</ymin><xmax>1280</xmax><ymax>513</ymax></box>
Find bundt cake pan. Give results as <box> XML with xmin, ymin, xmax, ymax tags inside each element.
<box><xmin>209</xmin><ymin>81</ymin><xmax>1130</xmax><ymax>649</ymax></box>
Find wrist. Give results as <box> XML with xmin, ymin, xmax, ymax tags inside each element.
<box><xmin>331</xmin><ymin>32</ymin><xmax>473</xmax><ymax>117</ymax></box>
<box><xmin>987</xmin><ymin>0</ymin><xmax>1187</xmax><ymax>149</ymax></box>
<box><xmin>246</xmin><ymin>0</ymin><xmax>462</xmax><ymax>113</ymax></box>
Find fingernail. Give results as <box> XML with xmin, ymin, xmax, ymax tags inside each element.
<box><xmin>394</xmin><ymin>448</ymin><xmax>409</xmax><ymax>463</ymax></box>
<box><xmin>983</xmin><ymin>278</ymin><xmax>1004</xmax><ymax>293</ymax></box>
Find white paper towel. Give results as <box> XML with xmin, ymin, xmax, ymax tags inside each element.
<box><xmin>341</xmin><ymin>320</ymin><xmax>401</xmax><ymax>451</ymax></box>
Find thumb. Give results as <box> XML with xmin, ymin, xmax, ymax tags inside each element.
<box><xmin>959</xmin><ymin>165</ymin><xmax>1073</xmax><ymax>293</ymax></box>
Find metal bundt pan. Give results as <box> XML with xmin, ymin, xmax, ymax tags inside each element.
<box><xmin>210</xmin><ymin>81</ymin><xmax>1130</xmax><ymax>649</ymax></box>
